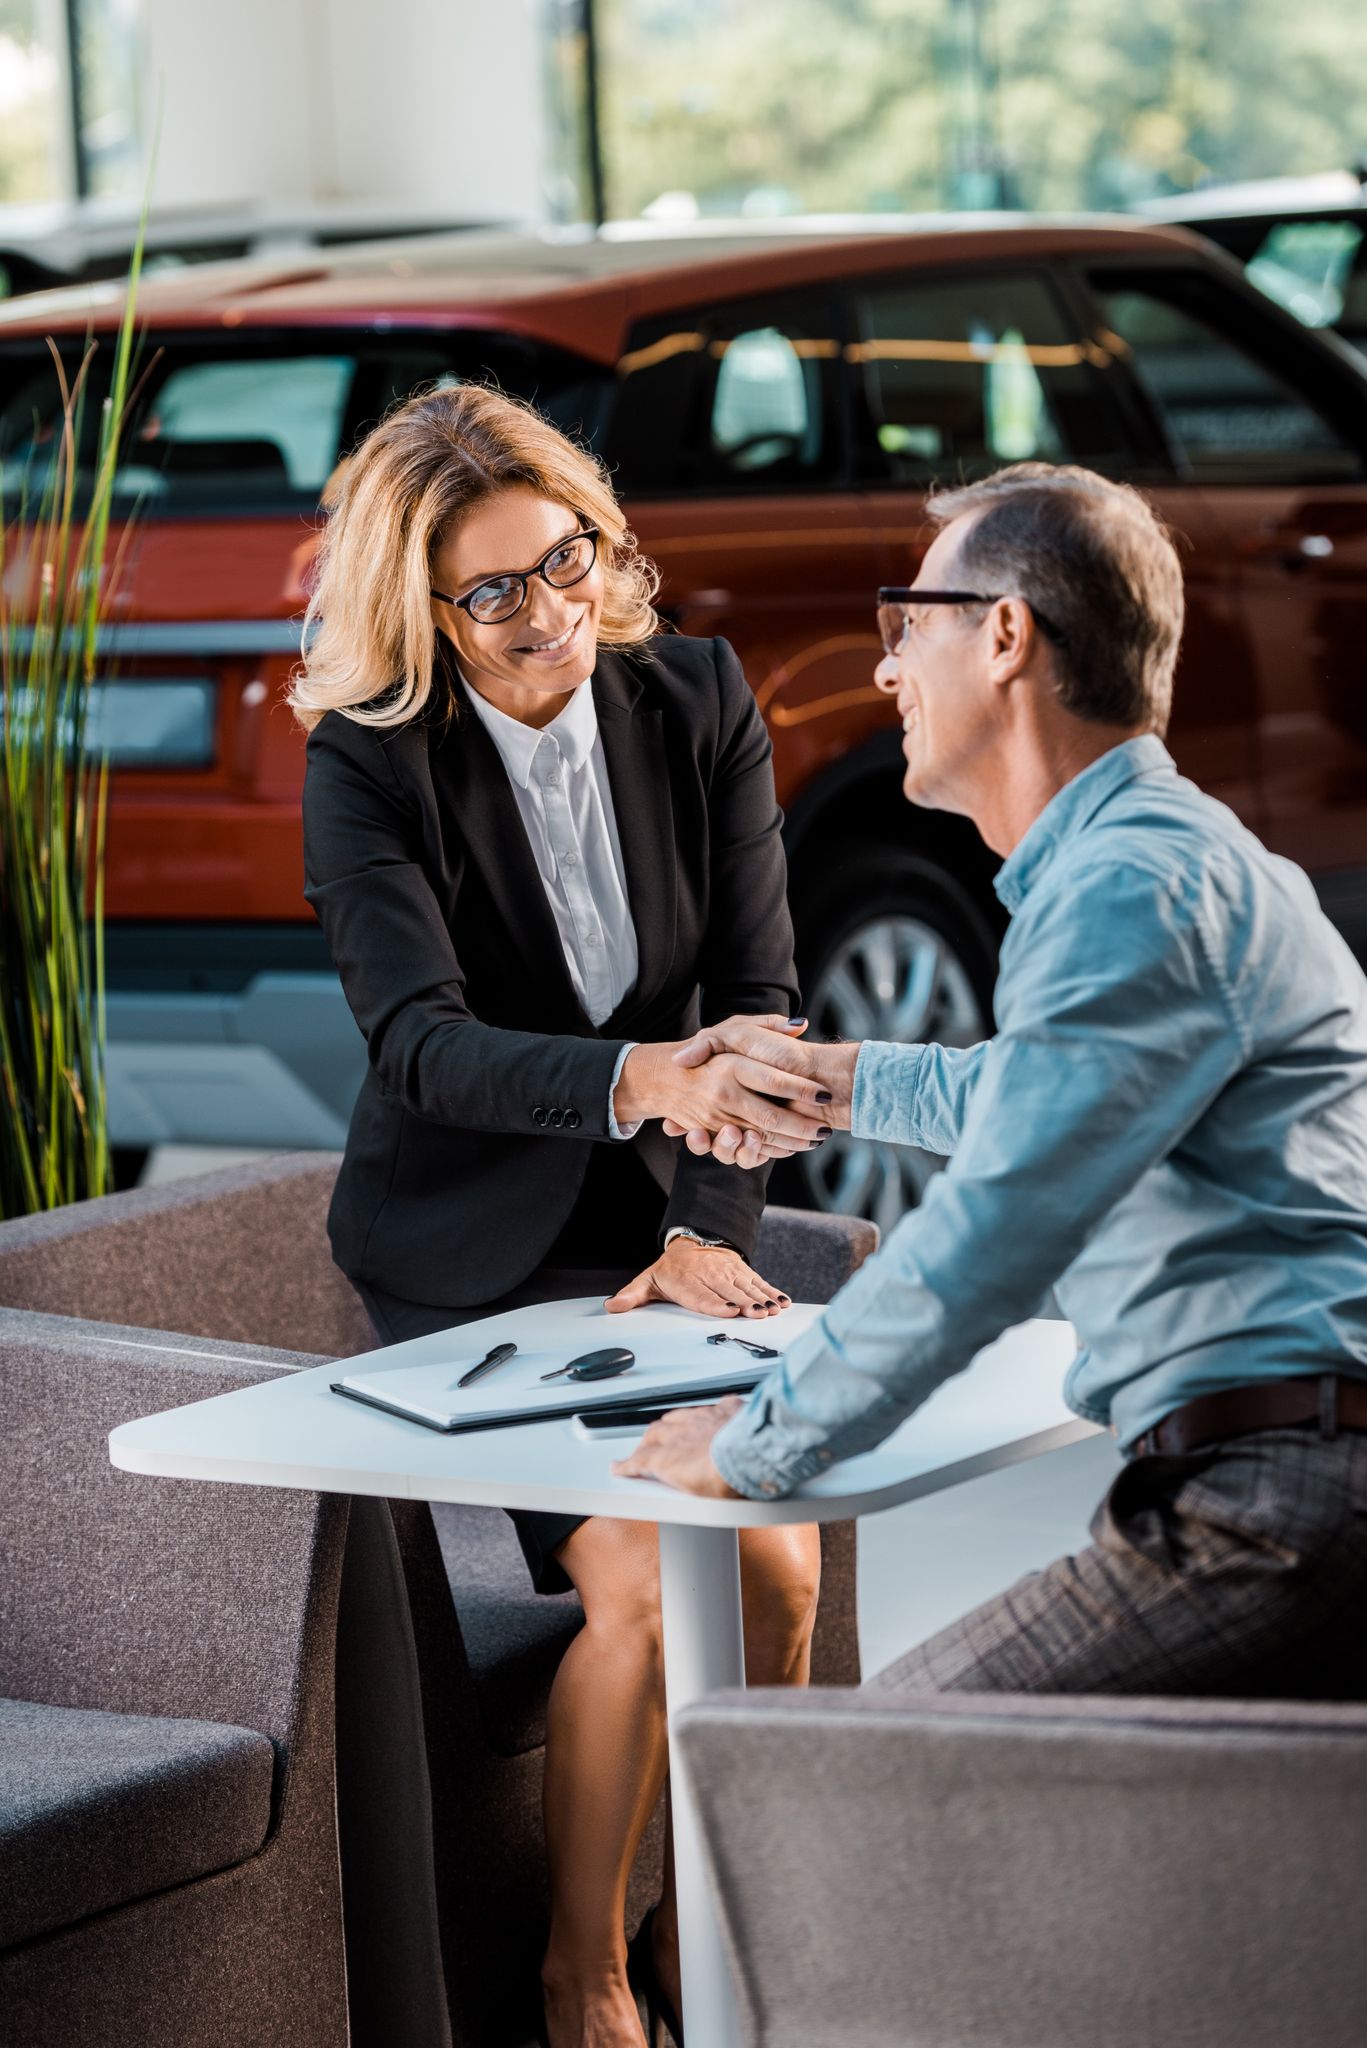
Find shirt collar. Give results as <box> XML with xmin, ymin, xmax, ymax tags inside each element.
<box><xmin>994</xmin><ymin>734</ymin><xmax>1175</xmax><ymax>913</ymax></box>
<box><xmin>460</xmin><ymin>672</ymin><xmax>598</xmax><ymax>790</ymax></box>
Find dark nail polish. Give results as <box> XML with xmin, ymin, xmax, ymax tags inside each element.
<box><xmin>818</xmin><ymin>1125</ymin><xmax>833</xmax><ymax>1138</ymax></box>
<box><xmin>788</xmin><ymin>1016</ymin><xmax>808</xmax><ymax>1029</ymax></box>
<box><xmin>765</xmin><ymin>1298</ymin><xmax>779</xmax><ymax>1308</ymax></box>
<box><xmin>816</xmin><ymin>1090</ymin><xmax>833</xmax><ymax>1104</ymax></box>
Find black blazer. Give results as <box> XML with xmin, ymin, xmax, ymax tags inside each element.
<box><xmin>302</xmin><ymin>634</ymin><xmax>800</xmax><ymax>1307</ymax></box>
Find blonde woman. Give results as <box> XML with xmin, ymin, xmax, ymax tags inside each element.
<box><xmin>292</xmin><ymin>385</ymin><xmax>827</xmax><ymax>2048</ymax></box>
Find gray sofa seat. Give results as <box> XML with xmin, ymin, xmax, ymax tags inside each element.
<box><xmin>0</xmin><ymin>1309</ymin><xmax>349</xmax><ymax>2048</ymax></box>
<box><xmin>430</xmin><ymin>1505</ymin><xmax>583</xmax><ymax>1758</ymax></box>
<box><xmin>676</xmin><ymin>1689</ymin><xmax>1367</xmax><ymax>2048</ymax></box>
<box><xmin>0</xmin><ymin>1697</ymin><xmax>275</xmax><ymax>1948</ymax></box>
<box><xmin>0</xmin><ymin>1158</ymin><xmax>877</xmax><ymax>2046</ymax></box>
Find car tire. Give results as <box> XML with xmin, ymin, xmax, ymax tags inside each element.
<box><xmin>773</xmin><ymin>849</ymin><xmax>999</xmax><ymax>1237</ymax></box>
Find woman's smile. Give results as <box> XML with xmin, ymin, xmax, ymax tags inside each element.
<box><xmin>514</xmin><ymin>612</ymin><xmax>585</xmax><ymax>662</ymax></box>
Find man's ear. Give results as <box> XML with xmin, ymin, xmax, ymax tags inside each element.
<box><xmin>988</xmin><ymin>597</ymin><xmax>1035</xmax><ymax>684</ymax></box>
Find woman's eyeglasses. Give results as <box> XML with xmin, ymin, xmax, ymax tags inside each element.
<box><xmin>877</xmin><ymin>585</ymin><xmax>1068</xmax><ymax>657</ymax></box>
<box><xmin>431</xmin><ymin>529</ymin><xmax>600</xmax><ymax>625</ymax></box>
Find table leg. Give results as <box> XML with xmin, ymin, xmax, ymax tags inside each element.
<box><xmin>657</xmin><ymin>1521</ymin><xmax>746</xmax><ymax>2048</ymax></box>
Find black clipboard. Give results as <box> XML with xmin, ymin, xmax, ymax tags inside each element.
<box><xmin>328</xmin><ymin>1373</ymin><xmax>763</xmax><ymax>1437</ymax></box>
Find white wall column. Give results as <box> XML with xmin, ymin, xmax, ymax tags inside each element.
<box><xmin>136</xmin><ymin>0</ymin><xmax>546</xmax><ymax>220</ymax></box>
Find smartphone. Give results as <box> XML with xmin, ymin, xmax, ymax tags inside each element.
<box><xmin>573</xmin><ymin>1398</ymin><xmax>717</xmax><ymax>1441</ymax></box>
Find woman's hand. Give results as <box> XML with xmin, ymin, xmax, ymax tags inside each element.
<box><xmin>604</xmin><ymin>1236</ymin><xmax>790</xmax><ymax>1318</ymax></box>
<box><xmin>660</xmin><ymin>1014</ymin><xmax>859</xmax><ymax>1167</ymax></box>
<box><xmin>612</xmin><ymin>1039</ymin><xmax>831</xmax><ymax>1153</ymax></box>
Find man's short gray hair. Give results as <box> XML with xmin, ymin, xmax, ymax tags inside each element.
<box><xmin>926</xmin><ymin>464</ymin><xmax>1185</xmax><ymax>735</ymax></box>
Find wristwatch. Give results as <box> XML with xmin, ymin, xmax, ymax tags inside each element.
<box><xmin>664</xmin><ymin>1226</ymin><xmax>735</xmax><ymax>1253</ymax></box>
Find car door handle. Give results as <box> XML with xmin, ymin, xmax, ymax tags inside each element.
<box><xmin>1240</xmin><ymin>531</ymin><xmax>1335</xmax><ymax>570</ymax></box>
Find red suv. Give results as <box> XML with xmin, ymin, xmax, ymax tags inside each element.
<box><xmin>3</xmin><ymin>217</ymin><xmax>1365</xmax><ymax>1228</ymax></box>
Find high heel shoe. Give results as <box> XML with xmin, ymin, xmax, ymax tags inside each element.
<box><xmin>626</xmin><ymin>1905</ymin><xmax>685</xmax><ymax>2048</ymax></box>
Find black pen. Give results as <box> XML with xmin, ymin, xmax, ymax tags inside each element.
<box><xmin>453</xmin><ymin>1340</ymin><xmax>518</xmax><ymax>1389</ymax></box>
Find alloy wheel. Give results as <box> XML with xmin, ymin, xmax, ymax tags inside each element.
<box><xmin>799</xmin><ymin>913</ymin><xmax>988</xmax><ymax>1237</ymax></box>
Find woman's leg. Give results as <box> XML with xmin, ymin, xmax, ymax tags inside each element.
<box><xmin>541</xmin><ymin>1517</ymin><xmax>669</xmax><ymax>2048</ymax></box>
<box><xmin>650</xmin><ymin>1522</ymin><xmax>823</xmax><ymax>2026</ymax></box>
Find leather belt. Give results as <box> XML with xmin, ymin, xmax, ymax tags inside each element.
<box><xmin>1131</xmin><ymin>1374</ymin><xmax>1367</xmax><ymax>1459</ymax></box>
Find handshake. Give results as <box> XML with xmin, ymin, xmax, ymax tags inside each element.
<box><xmin>613</xmin><ymin>1014</ymin><xmax>861</xmax><ymax>1169</ymax></box>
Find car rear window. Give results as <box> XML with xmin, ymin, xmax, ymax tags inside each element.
<box><xmin>0</xmin><ymin>331</ymin><xmax>611</xmax><ymax>515</ymax></box>
<box><xmin>1090</xmin><ymin>272</ymin><xmax>1366</xmax><ymax>483</ymax></box>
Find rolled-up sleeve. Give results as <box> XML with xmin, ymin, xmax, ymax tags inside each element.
<box><xmin>851</xmin><ymin>1040</ymin><xmax>989</xmax><ymax>1153</ymax></box>
<box><xmin>712</xmin><ymin>857</ymin><xmax>1246</xmax><ymax>1499</ymax></box>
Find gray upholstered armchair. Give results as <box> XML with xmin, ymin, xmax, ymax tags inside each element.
<box><xmin>0</xmin><ymin>1308</ymin><xmax>350</xmax><ymax>2048</ymax></box>
<box><xmin>0</xmin><ymin>1152</ymin><xmax>878</xmax><ymax>2046</ymax></box>
<box><xmin>675</xmin><ymin>1687</ymin><xmax>1367</xmax><ymax>2048</ymax></box>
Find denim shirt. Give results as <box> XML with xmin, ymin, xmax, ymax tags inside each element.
<box><xmin>712</xmin><ymin>736</ymin><xmax>1367</xmax><ymax>1501</ymax></box>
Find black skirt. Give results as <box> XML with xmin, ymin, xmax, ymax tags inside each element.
<box><xmin>353</xmin><ymin>1139</ymin><xmax>667</xmax><ymax>1594</ymax></box>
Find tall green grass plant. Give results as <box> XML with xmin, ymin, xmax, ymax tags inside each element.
<box><xmin>0</xmin><ymin>243</ymin><xmax>144</xmax><ymax>1217</ymax></box>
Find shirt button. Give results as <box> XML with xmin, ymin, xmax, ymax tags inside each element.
<box><xmin>561</xmin><ymin>851</ymin><xmax>579</xmax><ymax>868</ymax></box>
<box><xmin>585</xmin><ymin>931</ymin><xmax>602</xmax><ymax>948</ymax></box>
<box><xmin>545</xmin><ymin>771</ymin><xmax>561</xmax><ymax>788</ymax></box>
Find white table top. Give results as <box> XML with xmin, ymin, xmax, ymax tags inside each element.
<box><xmin>108</xmin><ymin>1296</ymin><xmax>1096</xmax><ymax>1527</ymax></box>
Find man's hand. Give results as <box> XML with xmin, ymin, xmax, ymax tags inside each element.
<box><xmin>604</xmin><ymin>1237</ymin><xmax>789</xmax><ymax>1319</ymax></box>
<box><xmin>612</xmin><ymin>1036</ymin><xmax>832</xmax><ymax>1153</ymax></box>
<box><xmin>612</xmin><ymin>1395</ymin><xmax>745</xmax><ymax>1496</ymax></box>
<box><xmin>663</xmin><ymin>1015</ymin><xmax>861</xmax><ymax>1167</ymax></box>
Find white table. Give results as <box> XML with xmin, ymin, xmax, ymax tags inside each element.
<box><xmin>109</xmin><ymin>1297</ymin><xmax>1093</xmax><ymax>2047</ymax></box>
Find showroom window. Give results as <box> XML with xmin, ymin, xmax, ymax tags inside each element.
<box><xmin>0</xmin><ymin>0</ymin><xmax>142</xmax><ymax>205</ymax></box>
<box><xmin>0</xmin><ymin>0</ymin><xmax>67</xmax><ymax>203</ymax></box>
<box><xmin>849</xmin><ymin>269</ymin><xmax>1110</xmax><ymax>484</ymax></box>
<box><xmin>1092</xmin><ymin>275</ymin><xmax>1365</xmax><ymax>483</ymax></box>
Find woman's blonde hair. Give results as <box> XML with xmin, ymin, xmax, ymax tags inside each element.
<box><xmin>289</xmin><ymin>383</ymin><xmax>660</xmax><ymax>731</ymax></box>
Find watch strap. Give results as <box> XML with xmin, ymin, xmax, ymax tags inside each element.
<box><xmin>664</xmin><ymin>1225</ymin><xmax>735</xmax><ymax>1253</ymax></box>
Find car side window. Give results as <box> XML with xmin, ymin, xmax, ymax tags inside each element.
<box><xmin>1090</xmin><ymin>272</ymin><xmax>1365</xmax><ymax>484</ymax></box>
<box><xmin>607</xmin><ymin>292</ymin><xmax>840</xmax><ymax>494</ymax></box>
<box><xmin>849</xmin><ymin>270</ymin><xmax>1110</xmax><ymax>484</ymax></box>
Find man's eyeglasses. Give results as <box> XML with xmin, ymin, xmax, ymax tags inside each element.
<box><xmin>431</xmin><ymin>529</ymin><xmax>600</xmax><ymax>625</ymax></box>
<box><xmin>877</xmin><ymin>585</ymin><xmax>1068</xmax><ymax>657</ymax></box>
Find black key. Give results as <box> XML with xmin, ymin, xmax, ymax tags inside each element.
<box><xmin>540</xmin><ymin>1346</ymin><xmax>636</xmax><ymax>1383</ymax></box>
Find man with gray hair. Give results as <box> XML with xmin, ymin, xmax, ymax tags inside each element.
<box><xmin>616</xmin><ymin>461</ymin><xmax>1367</xmax><ymax>1699</ymax></box>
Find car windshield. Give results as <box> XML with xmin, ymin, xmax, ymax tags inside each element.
<box><xmin>0</xmin><ymin>331</ymin><xmax>611</xmax><ymax>514</ymax></box>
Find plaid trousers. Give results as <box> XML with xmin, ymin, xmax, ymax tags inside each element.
<box><xmin>871</xmin><ymin>1424</ymin><xmax>1367</xmax><ymax>1701</ymax></box>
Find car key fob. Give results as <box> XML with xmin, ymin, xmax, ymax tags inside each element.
<box><xmin>540</xmin><ymin>1346</ymin><xmax>636</xmax><ymax>1382</ymax></box>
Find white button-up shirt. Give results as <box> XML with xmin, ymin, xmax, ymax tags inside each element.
<box><xmin>462</xmin><ymin>674</ymin><xmax>641</xmax><ymax>1135</ymax></box>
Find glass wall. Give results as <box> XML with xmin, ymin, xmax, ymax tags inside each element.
<box><xmin>71</xmin><ymin>0</ymin><xmax>143</xmax><ymax>198</ymax></box>
<box><xmin>0</xmin><ymin>0</ymin><xmax>66</xmax><ymax>202</ymax></box>
<box><xmin>591</xmin><ymin>0</ymin><xmax>1367</xmax><ymax>220</ymax></box>
<box><xmin>0</xmin><ymin>0</ymin><xmax>142</xmax><ymax>207</ymax></box>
